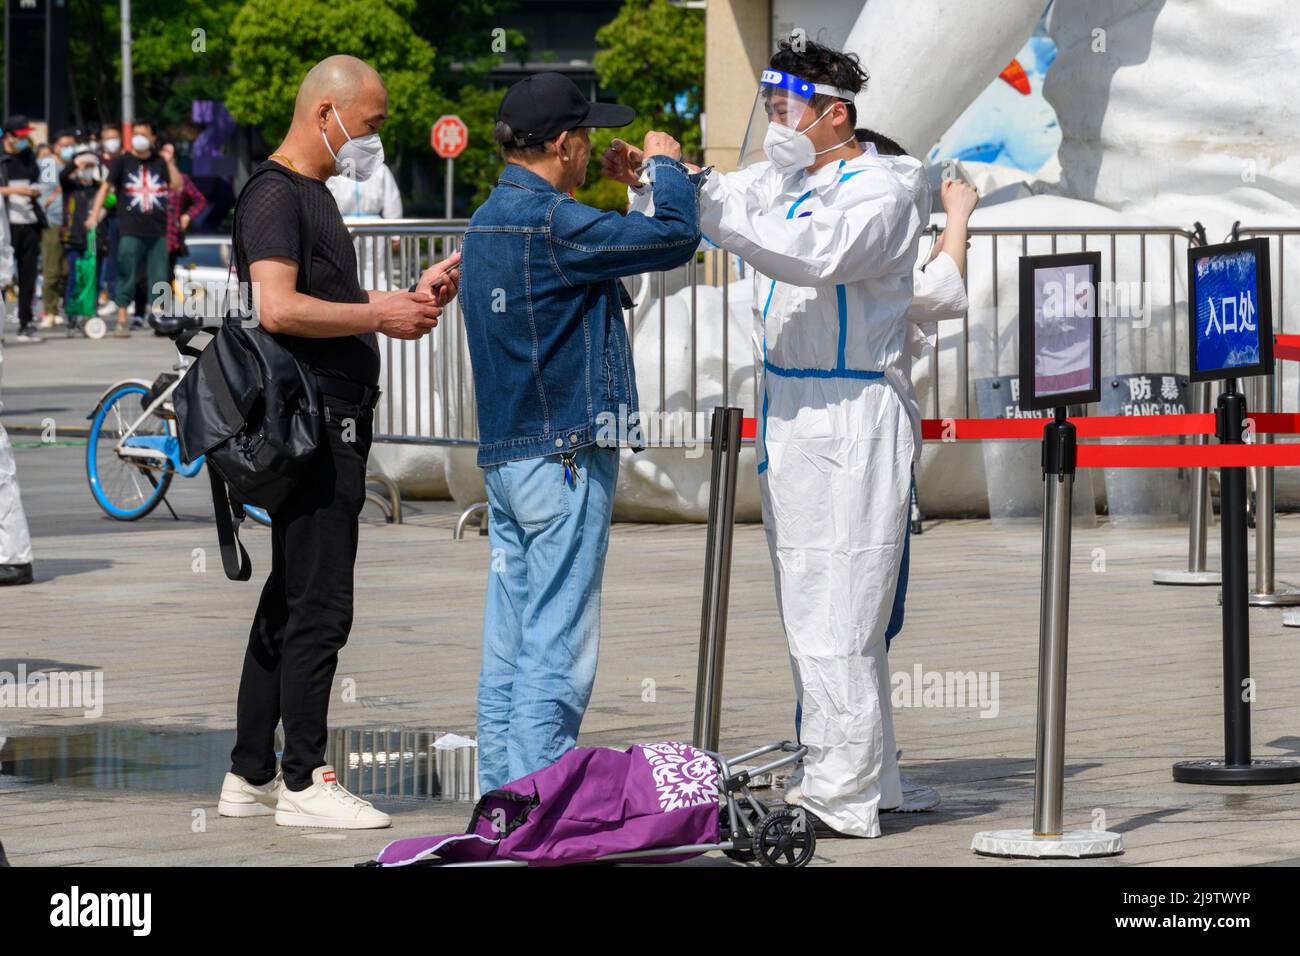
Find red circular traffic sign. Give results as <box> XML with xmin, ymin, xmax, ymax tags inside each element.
<box><xmin>431</xmin><ymin>115</ymin><xmax>469</xmax><ymax>159</ymax></box>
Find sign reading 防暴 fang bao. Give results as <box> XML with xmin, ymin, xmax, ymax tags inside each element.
<box><xmin>1099</xmin><ymin>372</ymin><xmax>1189</xmax><ymax>418</ymax></box>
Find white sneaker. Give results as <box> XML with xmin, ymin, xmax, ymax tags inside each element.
<box><xmin>274</xmin><ymin>765</ymin><xmax>391</xmax><ymax>829</ymax></box>
<box><xmin>218</xmin><ymin>771</ymin><xmax>284</xmax><ymax>817</ymax></box>
<box><xmin>887</xmin><ymin>774</ymin><xmax>941</xmax><ymax>812</ymax></box>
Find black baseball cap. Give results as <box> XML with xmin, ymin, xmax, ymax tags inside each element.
<box><xmin>3</xmin><ymin>115</ymin><xmax>34</xmax><ymax>136</ymax></box>
<box><xmin>497</xmin><ymin>72</ymin><xmax>634</xmax><ymax>147</ymax></box>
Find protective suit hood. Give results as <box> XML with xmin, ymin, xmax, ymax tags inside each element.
<box><xmin>872</xmin><ymin>153</ymin><xmax>931</xmax><ymax>230</ymax></box>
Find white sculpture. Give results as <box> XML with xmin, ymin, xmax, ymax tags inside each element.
<box><xmin>386</xmin><ymin>0</ymin><xmax>1300</xmax><ymax>519</ymax></box>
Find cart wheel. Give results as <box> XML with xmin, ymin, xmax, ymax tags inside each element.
<box><xmin>755</xmin><ymin>807</ymin><xmax>816</xmax><ymax>868</ymax></box>
<box><xmin>84</xmin><ymin>317</ymin><xmax>107</xmax><ymax>340</ymax></box>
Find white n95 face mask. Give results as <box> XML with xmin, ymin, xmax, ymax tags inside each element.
<box><xmin>762</xmin><ymin>106</ymin><xmax>855</xmax><ymax>174</ymax></box>
<box><xmin>323</xmin><ymin>105</ymin><xmax>384</xmax><ymax>181</ymax></box>
<box><xmin>763</xmin><ymin>123</ymin><xmax>816</xmax><ymax>173</ymax></box>
<box><xmin>131</xmin><ymin>134</ymin><xmax>151</xmax><ymax>153</ymax></box>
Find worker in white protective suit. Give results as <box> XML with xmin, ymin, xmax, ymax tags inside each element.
<box><xmin>853</xmin><ymin>128</ymin><xmax>980</xmax><ymax>814</ymax></box>
<box><xmin>0</xmin><ymin>187</ymin><xmax>36</xmax><ymax>586</ymax></box>
<box><xmin>326</xmin><ymin>162</ymin><xmax>403</xmax><ymax>219</ymax></box>
<box><xmin>607</xmin><ymin>39</ymin><xmax>933</xmax><ymax>837</ymax></box>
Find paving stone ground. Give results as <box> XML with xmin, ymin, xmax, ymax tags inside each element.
<box><xmin>3</xmin><ymin>333</ymin><xmax>1300</xmax><ymax>867</ymax></box>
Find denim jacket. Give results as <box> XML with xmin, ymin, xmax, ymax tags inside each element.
<box><xmin>461</xmin><ymin>157</ymin><xmax>701</xmax><ymax>466</ymax></box>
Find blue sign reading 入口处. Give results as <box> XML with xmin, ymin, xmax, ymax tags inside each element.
<box><xmin>1193</xmin><ymin>250</ymin><xmax>1259</xmax><ymax>374</ymax></box>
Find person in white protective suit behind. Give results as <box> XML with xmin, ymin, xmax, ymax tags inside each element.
<box><xmin>0</xmin><ymin>184</ymin><xmax>36</xmax><ymax>586</ymax></box>
<box><xmin>851</xmin><ymin>126</ymin><xmax>979</xmax><ymax>814</ymax></box>
<box><xmin>605</xmin><ymin>38</ymin><xmax>933</xmax><ymax>837</ymax></box>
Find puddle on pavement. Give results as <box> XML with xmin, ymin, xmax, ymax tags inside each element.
<box><xmin>0</xmin><ymin>725</ymin><xmax>478</xmax><ymax>801</ymax></box>
<box><xmin>328</xmin><ymin>728</ymin><xmax>479</xmax><ymax>802</ymax></box>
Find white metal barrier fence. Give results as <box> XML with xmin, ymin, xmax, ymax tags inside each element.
<box><xmin>351</xmin><ymin>220</ymin><xmax>1213</xmax><ymax>448</ymax></box>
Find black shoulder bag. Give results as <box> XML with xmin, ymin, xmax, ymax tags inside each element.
<box><xmin>172</xmin><ymin>164</ymin><xmax>321</xmax><ymax>581</ymax></box>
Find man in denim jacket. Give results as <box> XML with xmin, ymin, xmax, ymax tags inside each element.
<box><xmin>461</xmin><ymin>73</ymin><xmax>701</xmax><ymax>791</ymax></box>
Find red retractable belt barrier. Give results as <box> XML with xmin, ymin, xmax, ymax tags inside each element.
<box><xmin>737</xmin><ymin>412</ymin><xmax>1300</xmax><ymax>468</ymax></box>
<box><xmin>917</xmin><ymin>415</ymin><xmax>1215</xmax><ymax>440</ymax></box>
<box><xmin>1273</xmin><ymin>334</ymin><xmax>1300</xmax><ymax>363</ymax></box>
<box><xmin>1077</xmin><ymin>443</ymin><xmax>1300</xmax><ymax>468</ymax></box>
<box><xmin>734</xmin><ymin>334</ymin><xmax>1300</xmax><ymax>453</ymax></box>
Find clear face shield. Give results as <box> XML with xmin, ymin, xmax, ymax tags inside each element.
<box><xmin>737</xmin><ymin>68</ymin><xmax>861</xmax><ymax>171</ymax></box>
<box><xmin>738</xmin><ymin>69</ymin><xmax>818</xmax><ymax>170</ymax></box>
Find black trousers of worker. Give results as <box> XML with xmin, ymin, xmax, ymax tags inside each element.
<box><xmin>10</xmin><ymin>223</ymin><xmax>41</xmax><ymax>329</ymax></box>
<box><xmin>230</xmin><ymin>396</ymin><xmax>374</xmax><ymax>792</ymax></box>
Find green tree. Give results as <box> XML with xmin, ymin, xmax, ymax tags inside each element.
<box><xmin>410</xmin><ymin>0</ymin><xmax>529</xmax><ymax>84</ymax></box>
<box><xmin>577</xmin><ymin>0</ymin><xmax>704</xmax><ymax>210</ymax></box>
<box><xmin>592</xmin><ymin>0</ymin><xmax>703</xmax><ymax>137</ymax></box>
<box><xmin>451</xmin><ymin>85</ymin><xmax>508</xmax><ymax>210</ymax></box>
<box><xmin>405</xmin><ymin>1</ymin><xmax>528</xmax><ymax>212</ymax></box>
<box><xmin>226</xmin><ymin>0</ymin><xmax>441</xmax><ymax>152</ymax></box>
<box><xmin>129</xmin><ymin>1</ymin><xmax>243</xmax><ymax>130</ymax></box>
<box><xmin>224</xmin><ymin>0</ymin><xmax>529</xmax><ymax>212</ymax></box>
<box><xmin>67</xmin><ymin>0</ymin><xmax>241</xmax><ymax>131</ymax></box>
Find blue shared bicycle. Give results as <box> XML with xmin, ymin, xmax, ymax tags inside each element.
<box><xmin>85</xmin><ymin>340</ymin><xmax>271</xmax><ymax>525</ymax></box>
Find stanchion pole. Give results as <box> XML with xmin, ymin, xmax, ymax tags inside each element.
<box><xmin>1033</xmin><ymin>409</ymin><xmax>1074</xmax><ymax>838</ymax></box>
<box><xmin>973</xmin><ymin>408</ymin><xmax>1123</xmax><ymax>857</ymax></box>
<box><xmin>1248</xmin><ymin>373</ymin><xmax>1300</xmax><ymax>605</ymax></box>
<box><xmin>692</xmin><ymin>406</ymin><xmax>743</xmax><ymax>752</ymax></box>
<box><xmin>1154</xmin><ymin>380</ymin><xmax>1220</xmax><ymax>585</ymax></box>
<box><xmin>1175</xmin><ymin>380</ymin><xmax>1300</xmax><ymax>783</ymax></box>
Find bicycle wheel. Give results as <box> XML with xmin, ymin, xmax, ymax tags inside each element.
<box><xmin>86</xmin><ymin>382</ymin><xmax>174</xmax><ymax>520</ymax></box>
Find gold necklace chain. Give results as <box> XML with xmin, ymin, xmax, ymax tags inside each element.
<box><xmin>269</xmin><ymin>152</ymin><xmax>301</xmax><ymax>173</ymax></box>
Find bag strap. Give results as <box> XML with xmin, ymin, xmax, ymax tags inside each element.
<box><xmin>176</xmin><ymin>327</ymin><xmax>249</xmax><ymax>424</ymax></box>
<box><xmin>176</xmin><ymin>326</ymin><xmax>210</xmax><ymax>359</ymax></box>
<box><xmin>207</xmin><ymin>466</ymin><xmax>252</xmax><ymax>581</ymax></box>
<box><xmin>232</xmin><ymin>162</ymin><xmax>316</xmax><ymax>299</ymax></box>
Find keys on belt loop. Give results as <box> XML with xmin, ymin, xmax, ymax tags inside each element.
<box><xmin>560</xmin><ymin>451</ymin><xmax>580</xmax><ymax>488</ymax></box>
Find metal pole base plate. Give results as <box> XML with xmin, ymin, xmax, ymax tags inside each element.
<box><xmin>1172</xmin><ymin>758</ymin><xmax>1300</xmax><ymax>785</ymax></box>
<box><xmin>971</xmin><ymin>828</ymin><xmax>1123</xmax><ymax>859</ymax></box>
<box><xmin>1248</xmin><ymin>586</ymin><xmax>1300</xmax><ymax>607</ymax></box>
<box><xmin>1152</xmin><ymin>569</ymin><xmax>1221</xmax><ymax>586</ymax></box>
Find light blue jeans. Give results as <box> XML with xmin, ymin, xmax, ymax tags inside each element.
<box><xmin>477</xmin><ymin>444</ymin><xmax>620</xmax><ymax>793</ymax></box>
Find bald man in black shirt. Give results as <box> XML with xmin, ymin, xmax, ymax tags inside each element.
<box><xmin>216</xmin><ymin>55</ymin><xmax>460</xmax><ymax>830</ymax></box>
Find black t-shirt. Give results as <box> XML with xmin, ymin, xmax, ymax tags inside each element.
<box><xmin>106</xmin><ymin>152</ymin><xmax>171</xmax><ymax>237</ymax></box>
<box><xmin>235</xmin><ymin>163</ymin><xmax>378</xmax><ymax>385</ymax></box>
<box><xmin>0</xmin><ymin>148</ymin><xmax>38</xmax><ymax>182</ymax></box>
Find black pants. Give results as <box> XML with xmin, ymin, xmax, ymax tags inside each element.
<box><xmin>10</xmin><ymin>223</ymin><xmax>41</xmax><ymax>329</ymax></box>
<box><xmin>230</xmin><ymin>399</ymin><xmax>374</xmax><ymax>791</ymax></box>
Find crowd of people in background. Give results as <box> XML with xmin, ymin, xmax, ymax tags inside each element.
<box><xmin>1</xmin><ymin>111</ymin><xmax>410</xmax><ymax>344</ymax></box>
<box><xmin>2</xmin><ymin>115</ymin><xmax>202</xmax><ymax>340</ymax></box>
